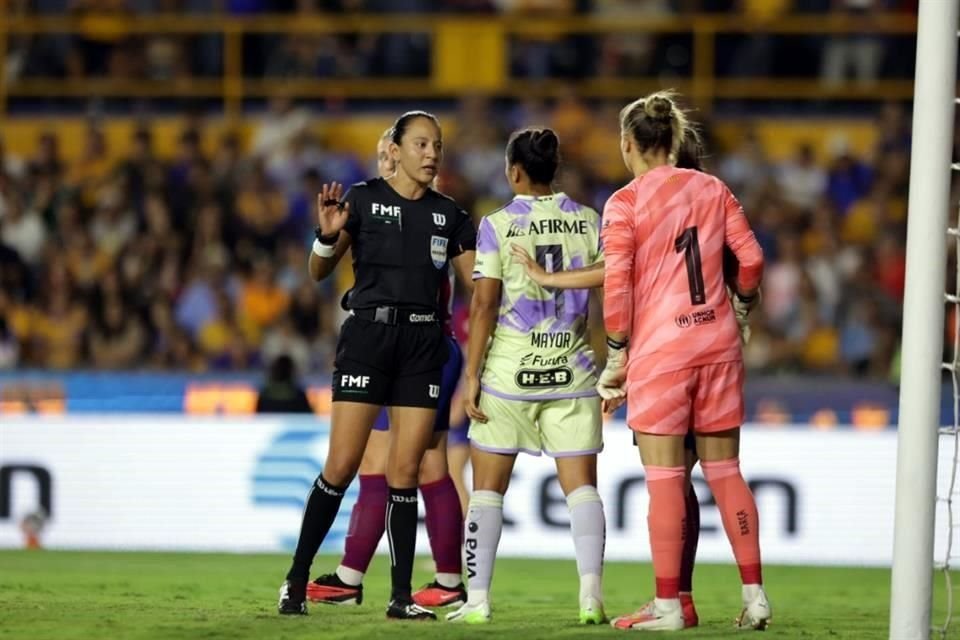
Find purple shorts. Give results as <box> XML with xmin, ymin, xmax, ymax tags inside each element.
<box><xmin>372</xmin><ymin>335</ymin><xmax>463</xmax><ymax>433</ymax></box>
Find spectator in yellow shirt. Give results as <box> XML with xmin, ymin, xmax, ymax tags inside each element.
<box><xmin>240</xmin><ymin>257</ymin><xmax>290</xmax><ymax>330</ymax></box>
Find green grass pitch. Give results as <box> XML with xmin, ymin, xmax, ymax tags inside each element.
<box><xmin>0</xmin><ymin>551</ymin><xmax>955</xmax><ymax>639</ymax></box>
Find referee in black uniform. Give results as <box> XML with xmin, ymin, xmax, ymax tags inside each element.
<box><xmin>278</xmin><ymin>111</ymin><xmax>477</xmax><ymax>620</ymax></box>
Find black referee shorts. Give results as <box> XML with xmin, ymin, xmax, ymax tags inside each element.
<box><xmin>332</xmin><ymin>315</ymin><xmax>447</xmax><ymax>409</ymax></box>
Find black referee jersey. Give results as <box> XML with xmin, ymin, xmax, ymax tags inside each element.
<box><xmin>341</xmin><ymin>177</ymin><xmax>476</xmax><ymax>313</ymax></box>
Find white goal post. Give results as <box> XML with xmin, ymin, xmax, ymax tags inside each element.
<box><xmin>889</xmin><ymin>1</ymin><xmax>959</xmax><ymax>639</ymax></box>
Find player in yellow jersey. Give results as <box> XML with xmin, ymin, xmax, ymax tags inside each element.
<box><xmin>448</xmin><ymin>128</ymin><xmax>606</xmax><ymax>625</ymax></box>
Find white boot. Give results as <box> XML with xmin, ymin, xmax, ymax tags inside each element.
<box><xmin>736</xmin><ymin>585</ymin><xmax>772</xmax><ymax>630</ymax></box>
<box><xmin>446</xmin><ymin>600</ymin><xmax>491</xmax><ymax>624</ymax></box>
<box><xmin>611</xmin><ymin>598</ymin><xmax>684</xmax><ymax>631</ymax></box>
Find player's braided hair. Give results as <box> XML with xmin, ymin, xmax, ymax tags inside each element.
<box><xmin>620</xmin><ymin>90</ymin><xmax>691</xmax><ymax>165</ymax></box>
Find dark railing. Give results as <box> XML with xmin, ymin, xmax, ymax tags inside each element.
<box><xmin>0</xmin><ymin>13</ymin><xmax>919</xmax><ymax>119</ymax></box>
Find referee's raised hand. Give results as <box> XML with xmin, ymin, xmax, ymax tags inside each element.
<box><xmin>317</xmin><ymin>182</ymin><xmax>351</xmax><ymax>236</ymax></box>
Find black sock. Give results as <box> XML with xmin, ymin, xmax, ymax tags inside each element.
<box><xmin>386</xmin><ymin>486</ymin><xmax>419</xmax><ymax>601</ymax></box>
<box><xmin>286</xmin><ymin>474</ymin><xmax>348</xmax><ymax>582</ymax></box>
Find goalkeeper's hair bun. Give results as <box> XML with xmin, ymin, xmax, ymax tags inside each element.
<box><xmin>620</xmin><ymin>89</ymin><xmax>693</xmax><ymax>165</ymax></box>
<box><xmin>643</xmin><ymin>95</ymin><xmax>674</xmax><ymax>122</ymax></box>
<box><xmin>506</xmin><ymin>127</ymin><xmax>561</xmax><ymax>186</ymax></box>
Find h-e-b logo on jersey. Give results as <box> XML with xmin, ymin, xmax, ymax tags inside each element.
<box><xmin>516</xmin><ymin>367</ymin><xmax>573</xmax><ymax>388</ymax></box>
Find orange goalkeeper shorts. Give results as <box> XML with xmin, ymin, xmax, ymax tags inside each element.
<box><xmin>625</xmin><ymin>360</ymin><xmax>745</xmax><ymax>436</ymax></box>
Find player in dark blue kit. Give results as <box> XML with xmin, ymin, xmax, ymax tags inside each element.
<box><xmin>277</xmin><ymin>112</ymin><xmax>476</xmax><ymax>621</ymax></box>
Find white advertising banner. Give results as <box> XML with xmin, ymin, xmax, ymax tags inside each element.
<box><xmin>0</xmin><ymin>416</ymin><xmax>953</xmax><ymax>567</ymax></box>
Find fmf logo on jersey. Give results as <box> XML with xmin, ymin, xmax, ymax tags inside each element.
<box><xmin>372</xmin><ymin>203</ymin><xmax>401</xmax><ymax>223</ymax></box>
<box><xmin>432</xmin><ymin>212</ymin><xmax>446</xmax><ymax>227</ymax></box>
<box><xmin>252</xmin><ymin>425</ymin><xmax>358</xmax><ymax>551</ymax></box>
<box><xmin>339</xmin><ymin>375</ymin><xmax>370</xmax><ymax>395</ymax></box>
<box><xmin>430</xmin><ymin>236</ymin><xmax>448</xmax><ymax>269</ymax></box>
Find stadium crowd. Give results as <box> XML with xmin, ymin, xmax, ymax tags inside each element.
<box><xmin>0</xmin><ymin>95</ymin><xmax>917</xmax><ymax>378</ymax></box>
<box><xmin>5</xmin><ymin>0</ymin><xmax>917</xmax><ymax>86</ymax></box>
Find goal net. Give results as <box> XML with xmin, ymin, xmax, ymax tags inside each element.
<box><xmin>936</xmin><ymin>165</ymin><xmax>960</xmax><ymax>639</ymax></box>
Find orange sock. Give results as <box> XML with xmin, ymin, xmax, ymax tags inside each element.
<box><xmin>702</xmin><ymin>457</ymin><xmax>762</xmax><ymax>585</ymax></box>
<box><xmin>645</xmin><ymin>465</ymin><xmax>687</xmax><ymax>599</ymax></box>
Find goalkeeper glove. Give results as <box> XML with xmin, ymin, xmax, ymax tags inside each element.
<box><xmin>730</xmin><ymin>288</ymin><xmax>760</xmax><ymax>345</ymax></box>
<box><xmin>597</xmin><ymin>337</ymin><xmax>628</xmax><ymax>400</ymax></box>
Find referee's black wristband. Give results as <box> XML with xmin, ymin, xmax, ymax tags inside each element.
<box><xmin>315</xmin><ymin>227</ymin><xmax>340</xmax><ymax>246</ymax></box>
<box><xmin>606</xmin><ymin>336</ymin><xmax>628</xmax><ymax>351</ymax></box>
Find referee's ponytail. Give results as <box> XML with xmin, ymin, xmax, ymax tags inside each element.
<box><xmin>506</xmin><ymin>127</ymin><xmax>561</xmax><ymax>186</ymax></box>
